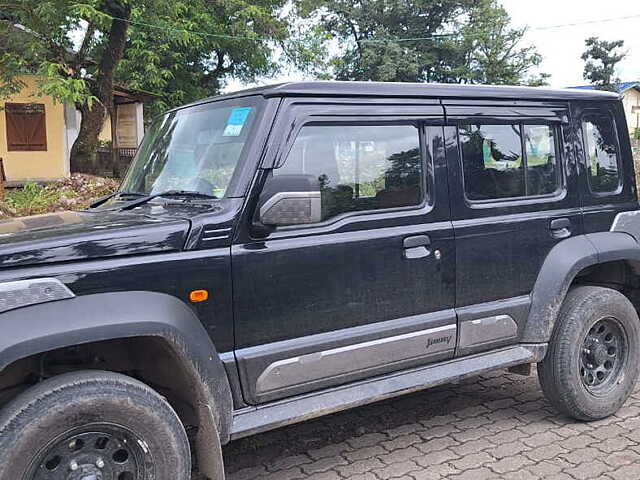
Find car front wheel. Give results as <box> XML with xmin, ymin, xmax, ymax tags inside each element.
<box><xmin>0</xmin><ymin>370</ymin><xmax>191</xmax><ymax>480</ymax></box>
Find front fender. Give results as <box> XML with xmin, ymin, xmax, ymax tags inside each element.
<box><xmin>0</xmin><ymin>291</ymin><xmax>233</xmax><ymax>450</ymax></box>
<box><xmin>523</xmin><ymin>232</ymin><xmax>640</xmax><ymax>343</ymax></box>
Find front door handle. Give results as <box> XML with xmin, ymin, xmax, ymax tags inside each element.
<box><xmin>403</xmin><ymin>235</ymin><xmax>432</xmax><ymax>259</ymax></box>
<box><xmin>550</xmin><ymin>218</ymin><xmax>572</xmax><ymax>239</ymax></box>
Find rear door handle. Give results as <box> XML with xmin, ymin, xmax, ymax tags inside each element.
<box><xmin>550</xmin><ymin>218</ymin><xmax>571</xmax><ymax>239</ymax></box>
<box><xmin>403</xmin><ymin>235</ymin><xmax>431</xmax><ymax>248</ymax></box>
<box><xmin>403</xmin><ymin>235</ymin><xmax>432</xmax><ymax>259</ymax></box>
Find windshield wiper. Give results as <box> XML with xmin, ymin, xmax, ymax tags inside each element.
<box><xmin>89</xmin><ymin>191</ymin><xmax>146</xmax><ymax>209</ymax></box>
<box><xmin>119</xmin><ymin>190</ymin><xmax>218</xmax><ymax>211</ymax></box>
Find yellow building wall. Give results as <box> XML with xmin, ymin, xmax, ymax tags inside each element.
<box><xmin>0</xmin><ymin>75</ymin><xmax>67</xmax><ymax>182</ymax></box>
<box><xmin>99</xmin><ymin>113</ymin><xmax>112</xmax><ymax>144</ymax></box>
<box><xmin>623</xmin><ymin>89</ymin><xmax>640</xmax><ymax>134</ymax></box>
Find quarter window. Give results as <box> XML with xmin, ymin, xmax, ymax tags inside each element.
<box><xmin>459</xmin><ymin>123</ymin><xmax>560</xmax><ymax>201</ymax></box>
<box><xmin>582</xmin><ymin>114</ymin><xmax>620</xmax><ymax>194</ymax></box>
<box><xmin>275</xmin><ymin>124</ymin><xmax>424</xmax><ymax>222</ymax></box>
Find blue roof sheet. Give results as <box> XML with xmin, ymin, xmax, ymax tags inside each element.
<box><xmin>569</xmin><ymin>81</ymin><xmax>640</xmax><ymax>93</ymax></box>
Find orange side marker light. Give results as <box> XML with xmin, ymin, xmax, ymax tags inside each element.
<box><xmin>189</xmin><ymin>289</ymin><xmax>209</xmax><ymax>303</ymax></box>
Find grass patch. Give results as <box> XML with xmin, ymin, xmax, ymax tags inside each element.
<box><xmin>0</xmin><ymin>174</ymin><xmax>118</xmax><ymax>218</ymax></box>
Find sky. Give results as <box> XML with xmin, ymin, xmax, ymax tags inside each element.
<box><xmin>500</xmin><ymin>0</ymin><xmax>640</xmax><ymax>88</ymax></box>
<box><xmin>225</xmin><ymin>0</ymin><xmax>640</xmax><ymax>92</ymax></box>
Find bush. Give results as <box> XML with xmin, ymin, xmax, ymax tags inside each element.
<box><xmin>0</xmin><ymin>175</ymin><xmax>119</xmax><ymax>218</ymax></box>
<box><xmin>4</xmin><ymin>182</ymin><xmax>65</xmax><ymax>217</ymax></box>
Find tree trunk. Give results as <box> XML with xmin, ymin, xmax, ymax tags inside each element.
<box><xmin>69</xmin><ymin>3</ymin><xmax>131</xmax><ymax>174</ymax></box>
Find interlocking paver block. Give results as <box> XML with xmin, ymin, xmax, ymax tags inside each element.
<box><xmin>523</xmin><ymin>443</ymin><xmax>566</xmax><ymax>462</ymax></box>
<box><xmin>381</xmin><ymin>434</ymin><xmax>423</xmax><ymax>451</ymax></box>
<box><xmin>373</xmin><ymin>460</ymin><xmax>421</xmax><ymax>479</ymax></box>
<box><xmin>563</xmin><ymin>460</ymin><xmax>611</xmax><ymax>480</ymax></box>
<box><xmin>449</xmin><ymin>451</ymin><xmax>494</xmax><ymax>471</ymax></box>
<box><xmin>486</xmin><ymin>454</ymin><xmax>535</xmax><ymax>474</ymax></box>
<box><xmin>335</xmin><ymin>457</ymin><xmax>385</xmax><ymax>477</ymax></box>
<box><xmin>413</xmin><ymin>448</ymin><xmax>458</xmax><ymax>467</ymax></box>
<box><xmin>561</xmin><ymin>447</ymin><xmax>605</xmax><ymax>465</ymax></box>
<box><xmin>344</xmin><ymin>446</ymin><xmax>386</xmax><ymax>462</ymax></box>
<box><xmin>301</xmin><ymin>455</ymin><xmax>349</xmax><ymax>475</ymax></box>
<box><xmin>485</xmin><ymin>440</ymin><xmax>529</xmax><ymax>459</ymax></box>
<box><xmin>449</xmin><ymin>467</ymin><xmax>500</xmax><ymax>480</ymax></box>
<box><xmin>522</xmin><ymin>431</ymin><xmax>563</xmax><ymax>448</ymax></box>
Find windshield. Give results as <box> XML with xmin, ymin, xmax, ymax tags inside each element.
<box><xmin>120</xmin><ymin>97</ymin><xmax>262</xmax><ymax>198</ymax></box>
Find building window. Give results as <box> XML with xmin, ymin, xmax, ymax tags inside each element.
<box><xmin>459</xmin><ymin>123</ymin><xmax>560</xmax><ymax>201</ymax></box>
<box><xmin>275</xmin><ymin>124</ymin><xmax>424</xmax><ymax>222</ymax></box>
<box><xmin>5</xmin><ymin>103</ymin><xmax>47</xmax><ymax>151</ymax></box>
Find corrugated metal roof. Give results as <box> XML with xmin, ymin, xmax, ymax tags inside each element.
<box><xmin>569</xmin><ymin>81</ymin><xmax>640</xmax><ymax>93</ymax></box>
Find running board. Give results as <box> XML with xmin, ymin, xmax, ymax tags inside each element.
<box><xmin>230</xmin><ymin>343</ymin><xmax>547</xmax><ymax>439</ymax></box>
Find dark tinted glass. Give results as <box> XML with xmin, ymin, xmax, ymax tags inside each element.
<box><xmin>583</xmin><ymin>115</ymin><xmax>620</xmax><ymax>193</ymax></box>
<box><xmin>524</xmin><ymin>125</ymin><xmax>559</xmax><ymax>196</ymax></box>
<box><xmin>276</xmin><ymin>125</ymin><xmax>423</xmax><ymax>221</ymax></box>
<box><xmin>460</xmin><ymin>123</ymin><xmax>560</xmax><ymax>201</ymax></box>
<box><xmin>460</xmin><ymin>124</ymin><xmax>525</xmax><ymax>200</ymax></box>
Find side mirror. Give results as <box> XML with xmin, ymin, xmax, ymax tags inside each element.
<box><xmin>258</xmin><ymin>174</ymin><xmax>322</xmax><ymax>226</ymax></box>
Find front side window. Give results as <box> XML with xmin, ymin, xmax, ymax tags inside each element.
<box><xmin>275</xmin><ymin>124</ymin><xmax>424</xmax><ymax>222</ymax></box>
<box><xmin>120</xmin><ymin>98</ymin><xmax>261</xmax><ymax>198</ymax></box>
<box><xmin>459</xmin><ymin>123</ymin><xmax>560</xmax><ymax>201</ymax></box>
<box><xmin>582</xmin><ymin>114</ymin><xmax>620</xmax><ymax>194</ymax></box>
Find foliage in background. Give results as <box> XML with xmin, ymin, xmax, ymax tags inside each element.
<box><xmin>0</xmin><ymin>174</ymin><xmax>118</xmax><ymax>217</ymax></box>
<box><xmin>291</xmin><ymin>0</ymin><xmax>548</xmax><ymax>85</ymax></box>
<box><xmin>0</xmin><ymin>0</ymin><xmax>288</xmax><ymax>170</ymax></box>
<box><xmin>116</xmin><ymin>0</ymin><xmax>289</xmax><ymax>116</ymax></box>
<box><xmin>581</xmin><ymin>37</ymin><xmax>627</xmax><ymax>92</ymax></box>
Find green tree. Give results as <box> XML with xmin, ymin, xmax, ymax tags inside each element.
<box><xmin>0</xmin><ymin>0</ymin><xmax>286</xmax><ymax>172</ymax></box>
<box><xmin>293</xmin><ymin>0</ymin><xmax>547</xmax><ymax>85</ymax></box>
<box><xmin>582</xmin><ymin>37</ymin><xmax>627</xmax><ymax>92</ymax></box>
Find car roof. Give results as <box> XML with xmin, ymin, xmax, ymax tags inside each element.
<box><xmin>182</xmin><ymin>81</ymin><xmax>620</xmax><ymax>109</ymax></box>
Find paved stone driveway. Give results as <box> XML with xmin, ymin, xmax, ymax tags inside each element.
<box><xmin>216</xmin><ymin>366</ymin><xmax>640</xmax><ymax>480</ymax></box>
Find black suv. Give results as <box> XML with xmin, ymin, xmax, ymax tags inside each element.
<box><xmin>1</xmin><ymin>82</ymin><xmax>639</xmax><ymax>480</ymax></box>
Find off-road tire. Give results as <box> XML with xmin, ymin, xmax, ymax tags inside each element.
<box><xmin>0</xmin><ymin>370</ymin><xmax>191</xmax><ymax>480</ymax></box>
<box><xmin>538</xmin><ymin>286</ymin><xmax>640</xmax><ymax>420</ymax></box>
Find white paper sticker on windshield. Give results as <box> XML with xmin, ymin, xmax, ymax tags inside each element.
<box><xmin>223</xmin><ymin>107</ymin><xmax>252</xmax><ymax>137</ymax></box>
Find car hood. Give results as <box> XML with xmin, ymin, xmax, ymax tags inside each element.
<box><xmin>0</xmin><ymin>208</ymin><xmax>191</xmax><ymax>268</ymax></box>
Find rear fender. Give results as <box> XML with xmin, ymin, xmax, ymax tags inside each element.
<box><xmin>523</xmin><ymin>231</ymin><xmax>640</xmax><ymax>343</ymax></box>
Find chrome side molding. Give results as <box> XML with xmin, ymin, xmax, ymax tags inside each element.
<box><xmin>458</xmin><ymin>314</ymin><xmax>518</xmax><ymax>349</ymax></box>
<box><xmin>255</xmin><ymin>324</ymin><xmax>456</xmax><ymax>395</ymax></box>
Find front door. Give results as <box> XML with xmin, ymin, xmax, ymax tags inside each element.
<box><xmin>232</xmin><ymin>102</ymin><xmax>456</xmax><ymax>404</ymax></box>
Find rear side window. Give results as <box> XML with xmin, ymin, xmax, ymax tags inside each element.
<box><xmin>582</xmin><ymin>114</ymin><xmax>620</xmax><ymax>194</ymax></box>
<box><xmin>459</xmin><ymin>123</ymin><xmax>560</xmax><ymax>201</ymax></box>
<box><xmin>276</xmin><ymin>124</ymin><xmax>424</xmax><ymax>222</ymax></box>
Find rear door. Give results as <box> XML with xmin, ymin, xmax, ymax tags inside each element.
<box><xmin>232</xmin><ymin>99</ymin><xmax>456</xmax><ymax>404</ymax></box>
<box><xmin>444</xmin><ymin>100</ymin><xmax>583</xmax><ymax>356</ymax></box>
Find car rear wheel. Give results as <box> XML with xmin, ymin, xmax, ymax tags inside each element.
<box><xmin>538</xmin><ymin>286</ymin><xmax>640</xmax><ymax>420</ymax></box>
<box><xmin>0</xmin><ymin>370</ymin><xmax>191</xmax><ymax>480</ymax></box>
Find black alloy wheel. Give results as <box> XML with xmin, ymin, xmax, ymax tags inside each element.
<box><xmin>29</xmin><ymin>425</ymin><xmax>151</xmax><ymax>480</ymax></box>
<box><xmin>580</xmin><ymin>317</ymin><xmax>628</xmax><ymax>392</ymax></box>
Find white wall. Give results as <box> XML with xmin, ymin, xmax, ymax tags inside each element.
<box><xmin>623</xmin><ymin>89</ymin><xmax>640</xmax><ymax>134</ymax></box>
